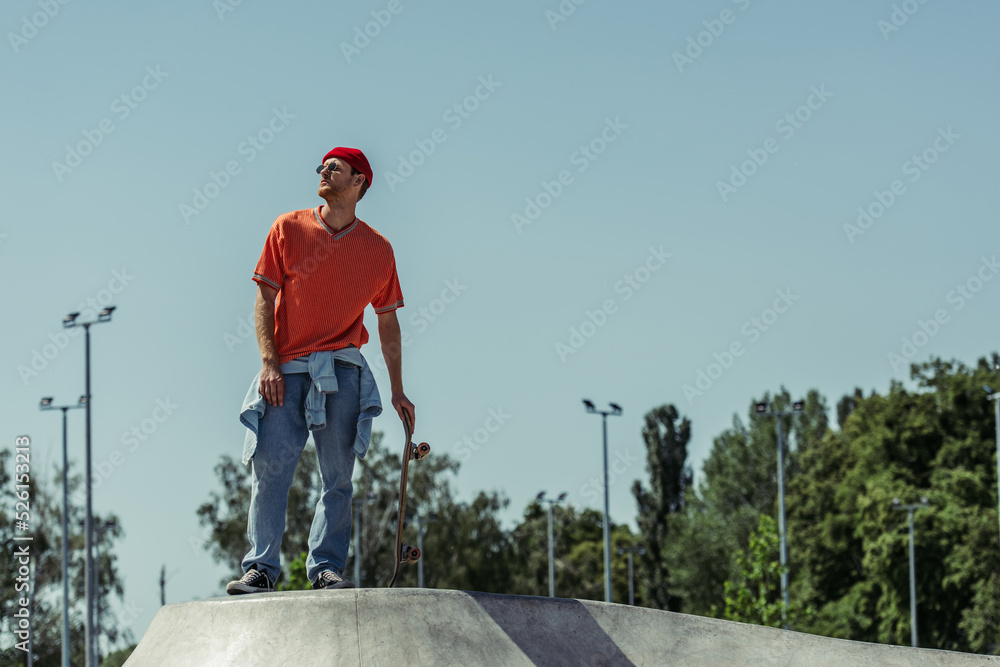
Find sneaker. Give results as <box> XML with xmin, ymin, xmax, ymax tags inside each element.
<box><xmin>312</xmin><ymin>570</ymin><xmax>355</xmax><ymax>590</ymax></box>
<box><xmin>226</xmin><ymin>564</ymin><xmax>275</xmax><ymax>595</ymax></box>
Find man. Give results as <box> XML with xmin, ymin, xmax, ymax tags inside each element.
<box><xmin>228</xmin><ymin>146</ymin><xmax>415</xmax><ymax>594</ymax></box>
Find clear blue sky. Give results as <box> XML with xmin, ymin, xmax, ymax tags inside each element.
<box><xmin>3</xmin><ymin>0</ymin><xmax>998</xmax><ymax>647</ymax></box>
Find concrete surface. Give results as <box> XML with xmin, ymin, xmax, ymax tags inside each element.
<box><xmin>125</xmin><ymin>588</ymin><xmax>1000</xmax><ymax>666</ymax></box>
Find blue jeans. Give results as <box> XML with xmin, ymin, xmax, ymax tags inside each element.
<box><xmin>241</xmin><ymin>360</ymin><xmax>360</xmax><ymax>583</ymax></box>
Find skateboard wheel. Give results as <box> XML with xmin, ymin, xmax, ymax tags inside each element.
<box><xmin>410</xmin><ymin>442</ymin><xmax>431</xmax><ymax>461</ymax></box>
<box><xmin>401</xmin><ymin>545</ymin><xmax>421</xmax><ymax>564</ymax></box>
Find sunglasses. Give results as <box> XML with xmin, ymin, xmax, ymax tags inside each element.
<box><xmin>316</xmin><ymin>163</ymin><xmax>338</xmax><ymax>175</ymax></box>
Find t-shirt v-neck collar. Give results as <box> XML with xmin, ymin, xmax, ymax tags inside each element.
<box><xmin>314</xmin><ymin>207</ymin><xmax>358</xmax><ymax>239</ymax></box>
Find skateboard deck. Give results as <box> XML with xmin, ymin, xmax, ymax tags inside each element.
<box><xmin>388</xmin><ymin>409</ymin><xmax>430</xmax><ymax>587</ymax></box>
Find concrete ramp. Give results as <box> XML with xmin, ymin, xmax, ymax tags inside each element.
<box><xmin>125</xmin><ymin>588</ymin><xmax>999</xmax><ymax>666</ymax></box>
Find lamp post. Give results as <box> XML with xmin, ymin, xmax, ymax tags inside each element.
<box><xmin>537</xmin><ymin>491</ymin><xmax>567</xmax><ymax>598</ymax></box>
<box><xmin>892</xmin><ymin>497</ymin><xmax>930</xmax><ymax>647</ymax></box>
<box><xmin>159</xmin><ymin>565</ymin><xmax>180</xmax><ymax>606</ymax></box>
<box><xmin>415</xmin><ymin>512</ymin><xmax>438</xmax><ymax>588</ymax></box>
<box><xmin>94</xmin><ymin>518</ymin><xmax>116</xmax><ymax>662</ymax></box>
<box><xmin>582</xmin><ymin>399</ymin><xmax>622</xmax><ymax>603</ymax></box>
<box><xmin>985</xmin><ymin>381</ymin><xmax>1000</xmax><ymax>549</ymax></box>
<box><xmin>63</xmin><ymin>306</ymin><xmax>115</xmax><ymax>667</ymax></box>
<box><xmin>351</xmin><ymin>492</ymin><xmax>376</xmax><ymax>586</ymax></box>
<box><xmin>78</xmin><ymin>516</ymin><xmax>116</xmax><ymax>662</ymax></box>
<box><xmin>39</xmin><ymin>395</ymin><xmax>86</xmax><ymax>667</ymax></box>
<box><xmin>616</xmin><ymin>544</ymin><xmax>646</xmax><ymax>606</ymax></box>
<box><xmin>755</xmin><ymin>399</ymin><xmax>803</xmax><ymax>627</ymax></box>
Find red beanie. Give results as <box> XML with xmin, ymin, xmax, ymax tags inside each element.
<box><xmin>322</xmin><ymin>147</ymin><xmax>373</xmax><ymax>189</ymax></box>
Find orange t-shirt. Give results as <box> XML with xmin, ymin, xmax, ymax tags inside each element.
<box><xmin>252</xmin><ymin>207</ymin><xmax>404</xmax><ymax>363</ymax></box>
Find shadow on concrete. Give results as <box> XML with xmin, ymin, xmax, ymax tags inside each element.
<box><xmin>470</xmin><ymin>591</ymin><xmax>636</xmax><ymax>667</ymax></box>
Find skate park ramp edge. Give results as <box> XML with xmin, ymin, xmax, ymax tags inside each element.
<box><xmin>124</xmin><ymin>588</ymin><xmax>1000</xmax><ymax>666</ymax></box>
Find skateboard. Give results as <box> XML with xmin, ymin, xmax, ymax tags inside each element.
<box><xmin>388</xmin><ymin>409</ymin><xmax>430</xmax><ymax>587</ymax></box>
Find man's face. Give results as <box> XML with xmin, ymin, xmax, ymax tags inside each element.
<box><xmin>317</xmin><ymin>158</ymin><xmax>363</xmax><ymax>199</ymax></box>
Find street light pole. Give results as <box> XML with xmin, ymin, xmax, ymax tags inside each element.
<box><xmin>626</xmin><ymin>549</ymin><xmax>633</xmax><ymax>606</ymax></box>
<box><xmin>158</xmin><ymin>565</ymin><xmax>179</xmax><ymax>606</ymax></box>
<box><xmin>95</xmin><ymin>522</ymin><xmax>102</xmax><ymax>660</ymax></box>
<box><xmin>994</xmin><ymin>393</ymin><xmax>1000</xmax><ymax>549</ymax></box>
<box><xmin>583</xmin><ymin>400</ymin><xmax>622</xmax><ymax>604</ymax></box>
<box><xmin>986</xmin><ymin>384</ymin><xmax>1000</xmax><ymax>549</ymax></box>
<box><xmin>892</xmin><ymin>497</ymin><xmax>930</xmax><ymax>647</ymax></box>
<box><xmin>79</xmin><ymin>517</ymin><xmax>115</xmax><ymax>662</ymax></box>
<box><xmin>416</xmin><ymin>512</ymin><xmax>437</xmax><ymax>588</ymax></box>
<box><xmin>537</xmin><ymin>492</ymin><xmax>567</xmax><ymax>598</ymax></box>
<box><xmin>64</xmin><ymin>307</ymin><xmax>115</xmax><ymax>667</ymax></box>
<box><xmin>756</xmin><ymin>399</ymin><xmax>804</xmax><ymax>628</ymax></box>
<box><xmin>353</xmin><ymin>501</ymin><xmax>363</xmax><ymax>585</ymax></box>
<box><xmin>40</xmin><ymin>396</ymin><xmax>85</xmax><ymax>667</ymax></box>
<box><xmin>351</xmin><ymin>492</ymin><xmax>376</xmax><ymax>586</ymax></box>
<box><xmin>616</xmin><ymin>544</ymin><xmax>646</xmax><ymax>606</ymax></box>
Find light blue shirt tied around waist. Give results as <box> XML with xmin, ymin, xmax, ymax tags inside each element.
<box><xmin>239</xmin><ymin>348</ymin><xmax>383</xmax><ymax>465</ymax></box>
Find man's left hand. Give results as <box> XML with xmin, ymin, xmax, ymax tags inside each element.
<box><xmin>391</xmin><ymin>392</ymin><xmax>416</xmax><ymax>431</ymax></box>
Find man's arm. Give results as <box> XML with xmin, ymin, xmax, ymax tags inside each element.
<box><xmin>256</xmin><ymin>283</ymin><xmax>284</xmax><ymax>407</ymax></box>
<box><xmin>377</xmin><ymin>309</ymin><xmax>416</xmax><ymax>429</ymax></box>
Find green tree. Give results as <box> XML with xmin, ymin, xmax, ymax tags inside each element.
<box><xmin>196</xmin><ymin>433</ymin><xmax>326</xmax><ymax>587</ymax></box>
<box><xmin>720</xmin><ymin>514</ymin><xmax>785</xmax><ymax>627</ymax></box>
<box><xmin>507</xmin><ymin>501</ymin><xmax>638</xmax><ymax>603</ymax></box>
<box><xmin>347</xmin><ymin>432</ymin><xmax>511</xmax><ymax>592</ymax></box>
<box><xmin>667</xmin><ymin>388</ymin><xmax>828</xmax><ymax>617</ymax></box>
<box><xmin>960</xmin><ymin>573</ymin><xmax>1000</xmax><ymax>654</ymax></box>
<box><xmin>631</xmin><ymin>404</ymin><xmax>691</xmax><ymax>610</ymax></box>
<box><xmin>197</xmin><ymin>431</ymin><xmax>513</xmax><ymax>592</ymax></box>
<box><xmin>412</xmin><ymin>490</ymin><xmax>512</xmax><ymax>593</ymax></box>
<box><xmin>101</xmin><ymin>644</ymin><xmax>137</xmax><ymax>667</ymax></box>
<box><xmin>0</xmin><ymin>450</ymin><xmax>131</xmax><ymax>666</ymax></box>
<box><xmin>788</xmin><ymin>355</ymin><xmax>1000</xmax><ymax>652</ymax></box>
